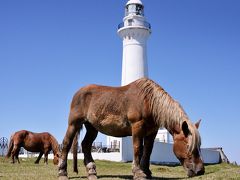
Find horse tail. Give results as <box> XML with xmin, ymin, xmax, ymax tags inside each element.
<box><xmin>6</xmin><ymin>134</ymin><xmax>14</xmax><ymax>158</ymax></box>
<box><xmin>73</xmin><ymin>124</ymin><xmax>82</xmax><ymax>174</ymax></box>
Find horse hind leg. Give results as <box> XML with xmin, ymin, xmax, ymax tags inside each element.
<box><xmin>82</xmin><ymin>122</ymin><xmax>98</xmax><ymax>180</ymax></box>
<box><xmin>10</xmin><ymin>151</ymin><xmax>15</xmax><ymax>164</ymax></box>
<box><xmin>11</xmin><ymin>144</ymin><xmax>20</xmax><ymax>164</ymax></box>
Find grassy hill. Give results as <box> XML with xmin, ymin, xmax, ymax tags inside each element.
<box><xmin>0</xmin><ymin>157</ymin><xmax>240</xmax><ymax>179</ymax></box>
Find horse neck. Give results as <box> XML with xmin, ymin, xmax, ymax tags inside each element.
<box><xmin>135</xmin><ymin>78</ymin><xmax>189</xmax><ymax>133</ymax></box>
<box><xmin>149</xmin><ymin>87</ymin><xmax>189</xmax><ymax>134</ymax></box>
<box><xmin>49</xmin><ymin>135</ymin><xmax>59</xmax><ymax>155</ymax></box>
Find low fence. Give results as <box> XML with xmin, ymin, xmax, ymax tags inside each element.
<box><xmin>59</xmin><ymin>142</ymin><xmax>120</xmax><ymax>153</ymax></box>
<box><xmin>4</xmin><ymin>138</ymin><xmax>223</xmax><ymax>165</ymax></box>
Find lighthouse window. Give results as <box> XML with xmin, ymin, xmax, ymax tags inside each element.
<box><xmin>128</xmin><ymin>19</ymin><xmax>133</xmax><ymax>26</ymax></box>
<box><xmin>136</xmin><ymin>4</ymin><xmax>144</xmax><ymax>15</ymax></box>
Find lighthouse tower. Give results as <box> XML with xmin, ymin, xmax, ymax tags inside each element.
<box><xmin>118</xmin><ymin>0</ymin><xmax>151</xmax><ymax>161</ymax></box>
<box><xmin>106</xmin><ymin>0</ymin><xmax>170</xmax><ymax>162</ymax></box>
<box><xmin>106</xmin><ymin>0</ymin><xmax>151</xmax><ymax>162</ymax></box>
<box><xmin>118</xmin><ymin>0</ymin><xmax>151</xmax><ymax>85</ymax></box>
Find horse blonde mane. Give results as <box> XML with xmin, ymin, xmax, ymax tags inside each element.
<box><xmin>135</xmin><ymin>78</ymin><xmax>201</xmax><ymax>153</ymax></box>
<box><xmin>187</xmin><ymin>123</ymin><xmax>201</xmax><ymax>153</ymax></box>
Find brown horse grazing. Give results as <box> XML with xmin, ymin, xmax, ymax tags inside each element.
<box><xmin>6</xmin><ymin>130</ymin><xmax>60</xmax><ymax>165</ymax></box>
<box><xmin>58</xmin><ymin>78</ymin><xmax>204</xmax><ymax>179</ymax></box>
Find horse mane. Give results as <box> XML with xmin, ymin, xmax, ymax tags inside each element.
<box><xmin>49</xmin><ymin>134</ymin><xmax>60</xmax><ymax>155</ymax></box>
<box><xmin>187</xmin><ymin>124</ymin><xmax>201</xmax><ymax>153</ymax></box>
<box><xmin>135</xmin><ymin>78</ymin><xmax>201</xmax><ymax>153</ymax></box>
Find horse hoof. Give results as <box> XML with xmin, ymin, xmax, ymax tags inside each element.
<box><xmin>58</xmin><ymin>169</ymin><xmax>68</xmax><ymax>177</ymax></box>
<box><xmin>86</xmin><ymin>162</ymin><xmax>97</xmax><ymax>179</ymax></box>
<box><xmin>134</xmin><ymin>176</ymin><xmax>148</xmax><ymax>180</ymax></box>
<box><xmin>88</xmin><ymin>175</ymin><xmax>97</xmax><ymax>180</ymax></box>
<box><xmin>58</xmin><ymin>176</ymin><xmax>69</xmax><ymax>180</ymax></box>
<box><xmin>144</xmin><ymin>170</ymin><xmax>152</xmax><ymax>179</ymax></box>
<box><xmin>146</xmin><ymin>175</ymin><xmax>152</xmax><ymax>179</ymax></box>
<box><xmin>133</xmin><ymin>169</ymin><xmax>147</xmax><ymax>180</ymax></box>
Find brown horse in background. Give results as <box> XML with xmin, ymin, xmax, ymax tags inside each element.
<box><xmin>58</xmin><ymin>78</ymin><xmax>204</xmax><ymax>179</ymax></box>
<box><xmin>6</xmin><ymin>130</ymin><xmax>60</xmax><ymax>165</ymax></box>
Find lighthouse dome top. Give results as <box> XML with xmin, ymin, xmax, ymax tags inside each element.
<box><xmin>126</xmin><ymin>0</ymin><xmax>143</xmax><ymax>6</ymax></box>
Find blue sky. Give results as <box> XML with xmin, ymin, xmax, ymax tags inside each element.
<box><xmin>0</xmin><ymin>0</ymin><xmax>240</xmax><ymax>164</ymax></box>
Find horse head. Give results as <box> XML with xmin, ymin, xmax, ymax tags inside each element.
<box><xmin>172</xmin><ymin>119</ymin><xmax>204</xmax><ymax>177</ymax></box>
<box><xmin>53</xmin><ymin>151</ymin><xmax>61</xmax><ymax>165</ymax></box>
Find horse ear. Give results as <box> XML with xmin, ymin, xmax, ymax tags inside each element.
<box><xmin>182</xmin><ymin>121</ymin><xmax>190</xmax><ymax>137</ymax></box>
<box><xmin>195</xmin><ymin>119</ymin><xmax>201</xmax><ymax>129</ymax></box>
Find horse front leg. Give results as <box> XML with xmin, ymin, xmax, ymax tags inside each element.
<box><xmin>58</xmin><ymin>123</ymin><xmax>79</xmax><ymax>178</ymax></box>
<box><xmin>44</xmin><ymin>152</ymin><xmax>49</xmax><ymax>165</ymax></box>
<box><xmin>82</xmin><ymin>122</ymin><xmax>98</xmax><ymax>180</ymax></box>
<box><xmin>132</xmin><ymin>124</ymin><xmax>146</xmax><ymax>180</ymax></box>
<box><xmin>35</xmin><ymin>152</ymin><xmax>43</xmax><ymax>164</ymax></box>
<box><xmin>140</xmin><ymin>132</ymin><xmax>157</xmax><ymax>179</ymax></box>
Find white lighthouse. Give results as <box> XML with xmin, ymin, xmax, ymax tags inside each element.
<box><xmin>118</xmin><ymin>0</ymin><xmax>151</xmax><ymax>86</ymax></box>
<box><xmin>106</xmin><ymin>0</ymin><xmax>170</xmax><ymax>162</ymax></box>
<box><xmin>107</xmin><ymin>0</ymin><xmax>152</xmax><ymax>162</ymax></box>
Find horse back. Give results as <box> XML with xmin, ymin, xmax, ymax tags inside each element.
<box><xmin>69</xmin><ymin>82</ymin><xmax>153</xmax><ymax>137</ymax></box>
<box><xmin>12</xmin><ymin>130</ymin><xmax>29</xmax><ymax>143</ymax></box>
<box><xmin>71</xmin><ymin>83</ymin><xmax>144</xmax><ymax>116</ymax></box>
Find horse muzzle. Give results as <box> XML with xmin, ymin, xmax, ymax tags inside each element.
<box><xmin>187</xmin><ymin>166</ymin><xmax>205</xmax><ymax>177</ymax></box>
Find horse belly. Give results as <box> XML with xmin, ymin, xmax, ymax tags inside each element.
<box><xmin>89</xmin><ymin>115</ymin><xmax>132</xmax><ymax>137</ymax></box>
<box><xmin>23</xmin><ymin>142</ymin><xmax>44</xmax><ymax>152</ymax></box>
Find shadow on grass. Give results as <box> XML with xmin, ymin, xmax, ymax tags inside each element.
<box><xmin>69</xmin><ymin>176</ymin><xmax>86</xmax><ymax>179</ymax></box>
<box><xmin>69</xmin><ymin>175</ymin><xmax>184</xmax><ymax>179</ymax></box>
<box><xmin>98</xmin><ymin>175</ymin><xmax>184</xmax><ymax>179</ymax></box>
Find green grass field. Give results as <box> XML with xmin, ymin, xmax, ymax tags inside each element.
<box><xmin>0</xmin><ymin>157</ymin><xmax>240</xmax><ymax>180</ymax></box>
